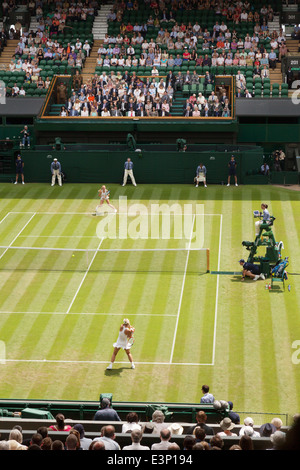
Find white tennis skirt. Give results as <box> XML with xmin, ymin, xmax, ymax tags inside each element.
<box><xmin>113</xmin><ymin>340</ymin><xmax>131</xmax><ymax>350</ymax></box>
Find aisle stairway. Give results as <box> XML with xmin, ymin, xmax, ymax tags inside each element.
<box><xmin>92</xmin><ymin>4</ymin><xmax>112</xmax><ymax>40</ymax></box>
<box><xmin>0</xmin><ymin>40</ymin><xmax>18</xmax><ymax>70</ymax></box>
<box><xmin>81</xmin><ymin>39</ymin><xmax>102</xmax><ymax>82</ymax></box>
<box><xmin>286</xmin><ymin>38</ymin><xmax>300</xmax><ymax>55</ymax></box>
<box><xmin>269</xmin><ymin>62</ymin><xmax>283</xmax><ymax>90</ymax></box>
<box><xmin>170</xmin><ymin>91</ymin><xmax>185</xmax><ymax>117</ymax></box>
<box><xmin>268</xmin><ymin>15</ymin><xmax>281</xmax><ymax>35</ymax></box>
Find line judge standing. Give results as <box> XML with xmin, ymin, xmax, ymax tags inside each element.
<box><xmin>122</xmin><ymin>157</ymin><xmax>137</xmax><ymax>187</ymax></box>
<box><xmin>51</xmin><ymin>158</ymin><xmax>62</xmax><ymax>186</ymax></box>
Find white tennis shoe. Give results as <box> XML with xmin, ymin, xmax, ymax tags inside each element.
<box><xmin>253</xmin><ymin>275</ymin><xmax>260</xmax><ymax>281</ymax></box>
<box><xmin>106</xmin><ymin>364</ymin><xmax>112</xmax><ymax>370</ymax></box>
<box><xmin>131</xmin><ymin>363</ymin><xmax>135</xmax><ymax>369</ymax></box>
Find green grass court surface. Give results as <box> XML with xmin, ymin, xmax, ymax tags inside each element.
<box><xmin>0</xmin><ymin>183</ymin><xmax>299</xmax><ymax>419</ymax></box>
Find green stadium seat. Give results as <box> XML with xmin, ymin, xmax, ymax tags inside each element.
<box><xmin>280</xmin><ymin>88</ymin><xmax>288</xmax><ymax>97</ymax></box>
<box><xmin>205</xmin><ymin>84</ymin><xmax>214</xmax><ymax>95</ymax></box>
<box><xmin>182</xmin><ymin>84</ymin><xmax>190</xmax><ymax>96</ymax></box>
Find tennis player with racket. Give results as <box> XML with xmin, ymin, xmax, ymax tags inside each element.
<box><xmin>95</xmin><ymin>185</ymin><xmax>117</xmax><ymax>215</ymax></box>
<box><xmin>106</xmin><ymin>319</ymin><xmax>135</xmax><ymax>370</ymax></box>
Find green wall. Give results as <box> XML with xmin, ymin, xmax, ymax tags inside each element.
<box><xmin>237</xmin><ymin>124</ymin><xmax>300</xmax><ymax>143</ymax></box>
<box><xmin>16</xmin><ymin>149</ymin><xmax>263</xmax><ymax>185</ymax></box>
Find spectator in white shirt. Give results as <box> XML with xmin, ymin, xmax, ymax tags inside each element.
<box><xmin>239</xmin><ymin>417</ymin><xmax>261</xmax><ymax>437</ymax></box>
<box><xmin>122</xmin><ymin>430</ymin><xmax>150</xmax><ymax>450</ymax></box>
<box><xmin>151</xmin><ymin>429</ymin><xmax>173</xmax><ymax>450</ymax></box>
<box><xmin>122</xmin><ymin>413</ymin><xmax>142</xmax><ymax>434</ymax></box>
<box><xmin>83</xmin><ymin>40</ymin><xmax>90</xmax><ymax>56</ymax></box>
<box><xmin>200</xmin><ymin>385</ymin><xmax>215</xmax><ymax>403</ymax></box>
<box><xmin>11</xmin><ymin>83</ymin><xmax>19</xmax><ymax>97</ymax></box>
<box><xmin>240</xmin><ymin>11</ymin><xmax>248</xmax><ymax>21</ymax></box>
<box><xmin>81</xmin><ymin>106</ymin><xmax>89</xmax><ymax>116</ymax></box>
<box><xmin>216</xmin><ymin>418</ymin><xmax>238</xmax><ymax>438</ymax></box>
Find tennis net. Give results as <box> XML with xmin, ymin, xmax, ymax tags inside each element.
<box><xmin>0</xmin><ymin>245</ymin><xmax>210</xmax><ymax>275</ymax></box>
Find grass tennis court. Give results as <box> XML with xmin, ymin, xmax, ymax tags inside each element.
<box><xmin>0</xmin><ymin>183</ymin><xmax>299</xmax><ymax>419</ymax></box>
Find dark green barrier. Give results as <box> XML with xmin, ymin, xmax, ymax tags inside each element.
<box><xmin>16</xmin><ymin>149</ymin><xmax>264</xmax><ymax>185</ymax></box>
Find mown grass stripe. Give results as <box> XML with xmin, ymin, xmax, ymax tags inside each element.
<box><xmin>0</xmin><ymin>184</ymin><xmax>299</xmax><ymax>416</ymax></box>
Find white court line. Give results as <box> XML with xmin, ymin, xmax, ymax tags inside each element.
<box><xmin>1</xmin><ymin>210</ymin><xmax>222</xmax><ymax>368</ymax></box>
<box><xmin>0</xmin><ymin>246</ymin><xmax>208</xmax><ymax>253</ymax></box>
<box><xmin>9</xmin><ymin>211</ymin><xmax>222</xmax><ymax>216</ymax></box>
<box><xmin>169</xmin><ymin>214</ymin><xmax>196</xmax><ymax>364</ymax></box>
<box><xmin>0</xmin><ymin>212</ymin><xmax>12</xmax><ymax>225</ymax></box>
<box><xmin>18</xmin><ymin>235</ymin><xmax>98</xmax><ymax>238</ymax></box>
<box><xmin>0</xmin><ymin>311</ymin><xmax>177</xmax><ymax>317</ymax></box>
<box><xmin>3</xmin><ymin>359</ymin><xmax>213</xmax><ymax>366</ymax></box>
<box><xmin>65</xmin><ymin>238</ymin><xmax>104</xmax><ymax>314</ymax></box>
<box><xmin>0</xmin><ymin>213</ymin><xmax>36</xmax><ymax>261</ymax></box>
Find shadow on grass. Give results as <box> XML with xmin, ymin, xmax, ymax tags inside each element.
<box><xmin>104</xmin><ymin>367</ymin><xmax>131</xmax><ymax>377</ymax></box>
<box><xmin>268</xmin><ymin>285</ymin><xmax>286</xmax><ymax>294</ymax></box>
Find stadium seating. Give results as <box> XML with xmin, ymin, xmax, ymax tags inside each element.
<box><xmin>0</xmin><ymin>0</ymin><xmax>291</xmax><ymax>115</ymax></box>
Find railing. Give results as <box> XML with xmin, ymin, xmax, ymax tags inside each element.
<box><xmin>0</xmin><ymin>398</ymin><xmax>290</xmax><ymax>426</ymax></box>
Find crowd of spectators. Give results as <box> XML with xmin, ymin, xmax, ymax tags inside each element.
<box><xmin>100</xmin><ymin>20</ymin><xmax>285</xmax><ymax>71</ymax></box>
<box><xmin>58</xmin><ymin>66</ymin><xmax>231</xmax><ymax>117</ymax></box>
<box><xmin>4</xmin><ymin>0</ymin><xmax>294</xmax><ymax>106</ymax></box>
<box><xmin>61</xmin><ymin>0</ymin><xmax>288</xmax><ymax>115</ymax></box>
<box><xmin>60</xmin><ymin>69</ymin><xmax>175</xmax><ymax>116</ymax></box>
<box><xmin>7</xmin><ymin>1</ymin><xmax>98</xmax><ymax>39</ymax></box>
<box><xmin>0</xmin><ymin>406</ymin><xmax>299</xmax><ymax>451</ymax></box>
<box><xmin>0</xmin><ymin>388</ymin><xmax>299</xmax><ymax>450</ymax></box>
<box><xmin>4</xmin><ymin>2</ymin><xmax>97</xmax><ymax>97</ymax></box>
<box><xmin>104</xmin><ymin>0</ymin><xmax>285</xmax><ymax>70</ymax></box>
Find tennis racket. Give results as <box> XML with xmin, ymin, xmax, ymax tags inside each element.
<box><xmin>128</xmin><ymin>335</ymin><xmax>135</xmax><ymax>346</ymax></box>
<box><xmin>128</xmin><ymin>327</ymin><xmax>135</xmax><ymax>346</ymax></box>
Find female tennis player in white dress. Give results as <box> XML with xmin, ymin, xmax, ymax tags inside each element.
<box><xmin>107</xmin><ymin>319</ymin><xmax>135</xmax><ymax>370</ymax></box>
<box><xmin>96</xmin><ymin>185</ymin><xmax>117</xmax><ymax>213</ymax></box>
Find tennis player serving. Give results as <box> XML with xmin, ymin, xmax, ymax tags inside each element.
<box><xmin>106</xmin><ymin>319</ymin><xmax>135</xmax><ymax>370</ymax></box>
<box><xmin>96</xmin><ymin>185</ymin><xmax>117</xmax><ymax>214</ymax></box>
